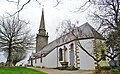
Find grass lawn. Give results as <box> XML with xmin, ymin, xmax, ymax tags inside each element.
<box><xmin>0</xmin><ymin>67</ymin><xmax>47</xmax><ymax>74</ymax></box>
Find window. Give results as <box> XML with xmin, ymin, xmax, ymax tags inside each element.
<box><xmin>59</xmin><ymin>48</ymin><xmax>63</xmax><ymax>61</ymax></box>
<box><xmin>40</xmin><ymin>53</ymin><xmax>43</xmax><ymax>63</ymax></box>
<box><xmin>70</xmin><ymin>43</ymin><xmax>74</xmax><ymax>50</ymax></box>
<box><xmin>35</xmin><ymin>57</ymin><xmax>37</xmax><ymax>63</ymax></box>
<box><xmin>101</xmin><ymin>50</ymin><xmax>106</xmax><ymax>61</ymax></box>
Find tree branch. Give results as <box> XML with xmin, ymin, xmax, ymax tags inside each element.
<box><xmin>8</xmin><ymin>0</ymin><xmax>31</xmax><ymax>16</ymax></box>
<box><xmin>54</xmin><ymin>0</ymin><xmax>62</xmax><ymax>7</ymax></box>
<box><xmin>6</xmin><ymin>0</ymin><xmax>18</xmax><ymax>4</ymax></box>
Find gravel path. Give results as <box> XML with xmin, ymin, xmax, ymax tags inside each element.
<box><xmin>30</xmin><ymin>67</ymin><xmax>93</xmax><ymax>74</ymax></box>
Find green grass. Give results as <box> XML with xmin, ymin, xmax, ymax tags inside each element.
<box><xmin>0</xmin><ymin>67</ymin><xmax>47</xmax><ymax>74</ymax></box>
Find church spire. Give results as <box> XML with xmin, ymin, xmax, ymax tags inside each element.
<box><xmin>36</xmin><ymin>8</ymin><xmax>48</xmax><ymax>52</ymax></box>
<box><xmin>39</xmin><ymin>8</ymin><xmax>46</xmax><ymax>35</ymax></box>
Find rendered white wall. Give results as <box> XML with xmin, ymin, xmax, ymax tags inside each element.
<box><xmin>32</xmin><ymin>39</ymin><xmax>96</xmax><ymax>70</ymax></box>
<box><xmin>33</xmin><ymin>49</ymin><xmax>58</xmax><ymax>68</ymax></box>
<box><xmin>78</xmin><ymin>39</ymin><xmax>95</xmax><ymax>70</ymax></box>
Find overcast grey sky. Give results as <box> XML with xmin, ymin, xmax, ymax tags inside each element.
<box><xmin>0</xmin><ymin>0</ymin><xmax>89</xmax><ymax>42</ymax></box>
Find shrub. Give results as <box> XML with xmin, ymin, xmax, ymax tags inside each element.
<box><xmin>101</xmin><ymin>66</ymin><xmax>111</xmax><ymax>70</ymax></box>
<box><xmin>116</xmin><ymin>66</ymin><xmax>120</xmax><ymax>71</ymax></box>
<box><xmin>110</xmin><ymin>69</ymin><xmax>119</xmax><ymax>74</ymax></box>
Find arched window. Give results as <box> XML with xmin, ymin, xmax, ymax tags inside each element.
<box><xmin>35</xmin><ymin>57</ymin><xmax>37</xmax><ymax>63</ymax></box>
<box><xmin>101</xmin><ymin>50</ymin><xmax>106</xmax><ymax>61</ymax></box>
<box><xmin>70</xmin><ymin>43</ymin><xmax>74</xmax><ymax>50</ymax></box>
<box><xmin>59</xmin><ymin>48</ymin><xmax>63</xmax><ymax>61</ymax></box>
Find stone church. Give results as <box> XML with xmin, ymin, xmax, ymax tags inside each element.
<box><xmin>28</xmin><ymin>9</ymin><xmax>109</xmax><ymax>70</ymax></box>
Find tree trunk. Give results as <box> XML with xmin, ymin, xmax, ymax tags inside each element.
<box><xmin>6</xmin><ymin>58</ymin><xmax>12</xmax><ymax>67</ymax></box>
<box><xmin>8</xmin><ymin>48</ymin><xmax>12</xmax><ymax>67</ymax></box>
<box><xmin>6</xmin><ymin>38</ymin><xmax>13</xmax><ymax>67</ymax></box>
<box><xmin>13</xmin><ymin>63</ymin><xmax>16</xmax><ymax>66</ymax></box>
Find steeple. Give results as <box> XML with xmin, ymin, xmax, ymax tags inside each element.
<box><xmin>39</xmin><ymin>8</ymin><xmax>46</xmax><ymax>36</ymax></box>
<box><xmin>36</xmin><ymin>8</ymin><xmax>48</xmax><ymax>52</ymax></box>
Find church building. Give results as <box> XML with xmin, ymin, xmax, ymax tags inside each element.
<box><xmin>28</xmin><ymin>9</ymin><xmax>109</xmax><ymax>70</ymax></box>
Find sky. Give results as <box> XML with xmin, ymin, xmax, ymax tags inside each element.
<box><xmin>0</xmin><ymin>0</ymin><xmax>89</xmax><ymax>42</ymax></box>
<box><xmin>0</xmin><ymin>0</ymin><xmax>89</xmax><ymax>63</ymax></box>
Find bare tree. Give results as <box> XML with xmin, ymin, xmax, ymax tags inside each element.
<box><xmin>56</xmin><ymin>20</ymin><xmax>105</xmax><ymax>71</ymax></box>
<box><xmin>12</xmin><ymin>50</ymin><xmax>26</xmax><ymax>66</ymax></box>
<box><xmin>3</xmin><ymin>49</ymin><xmax>26</xmax><ymax>66</ymax></box>
<box><xmin>105</xmin><ymin>30</ymin><xmax>120</xmax><ymax>64</ymax></box>
<box><xmin>5</xmin><ymin>0</ymin><xmax>44</xmax><ymax>16</ymax></box>
<box><xmin>82</xmin><ymin>0</ymin><xmax>120</xmax><ymax>65</ymax></box>
<box><xmin>0</xmin><ymin>16</ymin><xmax>35</xmax><ymax>67</ymax></box>
<box><xmin>54</xmin><ymin>0</ymin><xmax>120</xmax><ymax>31</ymax></box>
<box><xmin>55</xmin><ymin>0</ymin><xmax>120</xmax><ymax>66</ymax></box>
<box><xmin>5</xmin><ymin>0</ymin><xmax>64</xmax><ymax>16</ymax></box>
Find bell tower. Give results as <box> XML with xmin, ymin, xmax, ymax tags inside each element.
<box><xmin>36</xmin><ymin>8</ymin><xmax>48</xmax><ymax>52</ymax></box>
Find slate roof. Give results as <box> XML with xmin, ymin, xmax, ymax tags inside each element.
<box><xmin>78</xmin><ymin>22</ymin><xmax>104</xmax><ymax>39</ymax></box>
<box><xmin>32</xmin><ymin>22</ymin><xmax>104</xmax><ymax>58</ymax></box>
